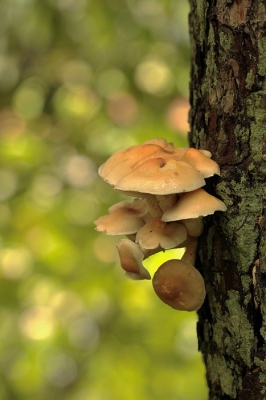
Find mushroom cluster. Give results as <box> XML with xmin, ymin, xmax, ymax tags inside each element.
<box><xmin>94</xmin><ymin>138</ymin><xmax>226</xmax><ymax>311</ymax></box>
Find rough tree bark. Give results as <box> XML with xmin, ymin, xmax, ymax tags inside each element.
<box><xmin>188</xmin><ymin>1</ymin><xmax>266</xmax><ymax>399</ymax></box>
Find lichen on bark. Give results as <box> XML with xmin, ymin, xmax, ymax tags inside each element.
<box><xmin>188</xmin><ymin>1</ymin><xmax>266</xmax><ymax>399</ymax></box>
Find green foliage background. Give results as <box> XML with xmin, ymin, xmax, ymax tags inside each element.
<box><xmin>0</xmin><ymin>0</ymin><xmax>208</xmax><ymax>399</ymax></box>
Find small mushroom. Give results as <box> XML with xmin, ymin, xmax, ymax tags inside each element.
<box><xmin>152</xmin><ymin>238</ymin><xmax>205</xmax><ymax>311</ymax></box>
<box><xmin>117</xmin><ymin>239</ymin><xmax>151</xmax><ymax>280</ymax></box>
<box><xmin>94</xmin><ymin>198</ymin><xmax>148</xmax><ymax>235</ymax></box>
<box><xmin>162</xmin><ymin>188</ymin><xmax>227</xmax><ymax>222</ymax></box>
<box><xmin>136</xmin><ymin>217</ymin><xmax>187</xmax><ymax>250</ymax></box>
<box><xmin>181</xmin><ymin>148</ymin><xmax>220</xmax><ymax>178</ymax></box>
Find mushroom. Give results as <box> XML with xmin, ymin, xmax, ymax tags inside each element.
<box><xmin>116</xmin><ymin>239</ymin><xmax>151</xmax><ymax>280</ymax></box>
<box><xmin>162</xmin><ymin>188</ymin><xmax>227</xmax><ymax>222</ymax></box>
<box><xmin>94</xmin><ymin>198</ymin><xmax>148</xmax><ymax>235</ymax></box>
<box><xmin>98</xmin><ymin>140</ymin><xmax>184</xmax><ymax>187</ymax></box>
<box><xmin>114</xmin><ymin>158</ymin><xmax>205</xmax><ymax>195</ymax></box>
<box><xmin>94</xmin><ymin>138</ymin><xmax>227</xmax><ymax>312</ymax></box>
<box><xmin>181</xmin><ymin>148</ymin><xmax>220</xmax><ymax>178</ymax></box>
<box><xmin>152</xmin><ymin>238</ymin><xmax>206</xmax><ymax>311</ymax></box>
<box><xmin>136</xmin><ymin>217</ymin><xmax>187</xmax><ymax>250</ymax></box>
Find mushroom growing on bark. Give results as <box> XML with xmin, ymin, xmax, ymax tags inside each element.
<box><xmin>152</xmin><ymin>238</ymin><xmax>206</xmax><ymax>311</ymax></box>
<box><xmin>94</xmin><ymin>138</ymin><xmax>227</xmax><ymax>311</ymax></box>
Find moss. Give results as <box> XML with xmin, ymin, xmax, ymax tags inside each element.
<box><xmin>219</xmin><ymin>31</ymin><xmax>232</xmax><ymax>52</ymax></box>
<box><xmin>255</xmin><ymin>357</ymin><xmax>266</xmax><ymax>373</ymax></box>
<box><xmin>217</xmin><ymin>175</ymin><xmax>260</xmax><ymax>275</ymax></box>
<box><xmin>201</xmin><ymin>24</ymin><xmax>217</xmax><ymax>96</ymax></box>
<box><xmin>259</xmin><ymin>372</ymin><xmax>266</xmax><ymax>394</ymax></box>
<box><xmin>225</xmin><ymin>290</ymin><xmax>254</xmax><ymax>366</ymax></box>
<box><xmin>241</xmin><ymin>275</ymin><xmax>252</xmax><ymax>306</ymax></box>
<box><xmin>246</xmin><ymin>69</ymin><xmax>255</xmax><ymax>89</ymax></box>
<box><xmin>196</xmin><ymin>1</ymin><xmax>208</xmax><ymax>47</ymax></box>
<box><xmin>247</xmin><ymin>91</ymin><xmax>266</xmax><ymax>179</ymax></box>
<box><xmin>258</xmin><ymin>37</ymin><xmax>266</xmax><ymax>76</ymax></box>
<box><xmin>206</xmin><ymin>354</ymin><xmax>237</xmax><ymax>398</ymax></box>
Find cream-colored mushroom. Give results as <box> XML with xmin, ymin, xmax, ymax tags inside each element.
<box><xmin>94</xmin><ymin>198</ymin><xmax>148</xmax><ymax>235</ymax></box>
<box><xmin>152</xmin><ymin>238</ymin><xmax>205</xmax><ymax>311</ymax></box>
<box><xmin>181</xmin><ymin>148</ymin><xmax>220</xmax><ymax>178</ymax></box>
<box><xmin>162</xmin><ymin>188</ymin><xmax>227</xmax><ymax>222</ymax></box>
<box><xmin>116</xmin><ymin>239</ymin><xmax>151</xmax><ymax>280</ymax></box>
<box><xmin>114</xmin><ymin>158</ymin><xmax>205</xmax><ymax>195</ymax></box>
<box><xmin>99</xmin><ymin>140</ymin><xmax>186</xmax><ymax>187</ymax></box>
<box><xmin>136</xmin><ymin>217</ymin><xmax>187</xmax><ymax>250</ymax></box>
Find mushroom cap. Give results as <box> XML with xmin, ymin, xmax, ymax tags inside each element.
<box><xmin>198</xmin><ymin>149</ymin><xmax>212</xmax><ymax>158</ymax></box>
<box><xmin>98</xmin><ymin>143</ymin><xmax>171</xmax><ymax>186</ymax></box>
<box><xmin>117</xmin><ymin>239</ymin><xmax>151</xmax><ymax>280</ymax></box>
<box><xmin>162</xmin><ymin>188</ymin><xmax>227</xmax><ymax>222</ymax></box>
<box><xmin>136</xmin><ymin>217</ymin><xmax>187</xmax><ymax>250</ymax></box>
<box><xmin>152</xmin><ymin>259</ymin><xmax>206</xmax><ymax>311</ymax></box>
<box><xmin>94</xmin><ymin>198</ymin><xmax>147</xmax><ymax>235</ymax></box>
<box><xmin>99</xmin><ymin>141</ymin><xmax>188</xmax><ymax>187</ymax></box>
<box><xmin>143</xmin><ymin>138</ymin><xmax>175</xmax><ymax>151</ymax></box>
<box><xmin>114</xmin><ymin>158</ymin><xmax>205</xmax><ymax>195</ymax></box>
<box><xmin>181</xmin><ymin>148</ymin><xmax>220</xmax><ymax>178</ymax></box>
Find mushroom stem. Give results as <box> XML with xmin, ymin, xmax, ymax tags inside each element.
<box><xmin>156</xmin><ymin>194</ymin><xmax>179</xmax><ymax>212</ymax></box>
<box><xmin>145</xmin><ymin>194</ymin><xmax>163</xmax><ymax>218</ymax></box>
<box><xmin>181</xmin><ymin>237</ymin><xmax>198</xmax><ymax>266</ymax></box>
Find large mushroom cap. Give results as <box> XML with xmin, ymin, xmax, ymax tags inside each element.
<box><xmin>98</xmin><ymin>143</ymin><xmax>172</xmax><ymax>186</ymax></box>
<box><xmin>152</xmin><ymin>259</ymin><xmax>206</xmax><ymax>311</ymax></box>
<box><xmin>98</xmin><ymin>140</ymin><xmax>189</xmax><ymax>187</ymax></box>
<box><xmin>162</xmin><ymin>188</ymin><xmax>227</xmax><ymax>222</ymax></box>
<box><xmin>114</xmin><ymin>158</ymin><xmax>205</xmax><ymax>195</ymax></box>
<box><xmin>136</xmin><ymin>217</ymin><xmax>187</xmax><ymax>250</ymax></box>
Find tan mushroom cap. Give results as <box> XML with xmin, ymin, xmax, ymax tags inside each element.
<box><xmin>136</xmin><ymin>217</ymin><xmax>187</xmax><ymax>250</ymax></box>
<box><xmin>152</xmin><ymin>259</ymin><xmax>206</xmax><ymax>311</ymax></box>
<box><xmin>114</xmin><ymin>158</ymin><xmax>205</xmax><ymax>195</ymax></box>
<box><xmin>143</xmin><ymin>138</ymin><xmax>175</xmax><ymax>151</ymax></box>
<box><xmin>99</xmin><ymin>141</ymin><xmax>187</xmax><ymax>187</ymax></box>
<box><xmin>198</xmin><ymin>149</ymin><xmax>212</xmax><ymax>158</ymax></box>
<box><xmin>98</xmin><ymin>143</ymin><xmax>160</xmax><ymax>186</ymax></box>
<box><xmin>181</xmin><ymin>148</ymin><xmax>220</xmax><ymax>178</ymax></box>
<box><xmin>117</xmin><ymin>239</ymin><xmax>151</xmax><ymax>280</ymax></box>
<box><xmin>162</xmin><ymin>188</ymin><xmax>227</xmax><ymax>222</ymax></box>
<box><xmin>94</xmin><ymin>199</ymin><xmax>147</xmax><ymax>235</ymax></box>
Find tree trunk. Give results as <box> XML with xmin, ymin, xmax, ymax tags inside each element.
<box><xmin>188</xmin><ymin>1</ymin><xmax>266</xmax><ymax>399</ymax></box>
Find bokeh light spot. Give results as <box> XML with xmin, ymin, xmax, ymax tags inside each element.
<box><xmin>50</xmin><ymin>290</ymin><xmax>85</xmax><ymax>323</ymax></box>
<box><xmin>68</xmin><ymin>314</ymin><xmax>100</xmax><ymax>350</ymax></box>
<box><xmin>1</xmin><ymin>247</ymin><xmax>33</xmax><ymax>280</ymax></box>
<box><xmin>135</xmin><ymin>58</ymin><xmax>173</xmax><ymax>95</ymax></box>
<box><xmin>19</xmin><ymin>306</ymin><xmax>55</xmax><ymax>340</ymax></box>
<box><xmin>106</xmin><ymin>92</ymin><xmax>138</xmax><ymax>126</ymax></box>
<box><xmin>96</xmin><ymin>68</ymin><xmax>127</xmax><ymax>98</ymax></box>
<box><xmin>60</xmin><ymin>59</ymin><xmax>92</xmax><ymax>88</ymax></box>
<box><xmin>45</xmin><ymin>353</ymin><xmax>78</xmax><ymax>388</ymax></box>
<box><xmin>62</xmin><ymin>154</ymin><xmax>97</xmax><ymax>187</ymax></box>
